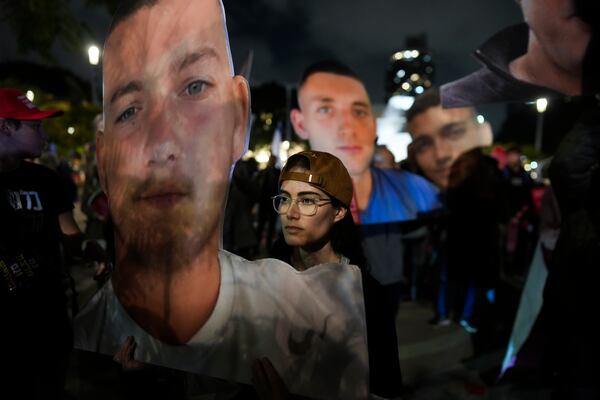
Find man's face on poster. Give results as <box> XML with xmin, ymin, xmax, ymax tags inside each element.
<box><xmin>408</xmin><ymin>106</ymin><xmax>488</xmax><ymax>189</ymax></box>
<box><xmin>520</xmin><ymin>0</ymin><xmax>591</xmax><ymax>75</ymax></box>
<box><xmin>97</xmin><ymin>0</ymin><xmax>249</xmax><ymax>264</ymax></box>
<box><xmin>292</xmin><ymin>73</ymin><xmax>377</xmax><ymax>177</ymax></box>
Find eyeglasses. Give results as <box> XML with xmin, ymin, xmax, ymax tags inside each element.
<box><xmin>272</xmin><ymin>194</ymin><xmax>332</xmax><ymax>216</ymax></box>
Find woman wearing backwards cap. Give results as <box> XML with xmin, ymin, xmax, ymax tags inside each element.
<box><xmin>252</xmin><ymin>150</ymin><xmax>403</xmax><ymax>399</ymax></box>
<box><xmin>272</xmin><ymin>150</ymin><xmax>363</xmax><ymax>271</ymax></box>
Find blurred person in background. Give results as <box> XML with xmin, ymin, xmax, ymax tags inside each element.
<box><xmin>255</xmin><ymin>155</ymin><xmax>281</xmax><ymax>254</ymax></box>
<box><xmin>442</xmin><ymin>0</ymin><xmax>600</xmax><ymax>396</ymax></box>
<box><xmin>502</xmin><ymin>146</ymin><xmax>536</xmax><ymax>279</ymax></box>
<box><xmin>372</xmin><ymin>144</ymin><xmax>397</xmax><ymax>170</ymax></box>
<box><xmin>223</xmin><ymin>158</ymin><xmax>259</xmax><ymax>259</ymax></box>
<box><xmin>0</xmin><ymin>87</ymin><xmax>106</xmax><ymax>400</ymax></box>
<box><xmin>405</xmin><ymin>88</ymin><xmax>506</xmax><ymax>341</ymax></box>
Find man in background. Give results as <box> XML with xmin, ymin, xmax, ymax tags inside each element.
<box><xmin>0</xmin><ymin>87</ymin><xmax>105</xmax><ymax>399</ymax></box>
<box><xmin>372</xmin><ymin>144</ymin><xmax>397</xmax><ymax>170</ymax></box>
<box><xmin>405</xmin><ymin>89</ymin><xmax>504</xmax><ymax>335</ymax></box>
<box><xmin>441</xmin><ymin>2</ymin><xmax>600</xmax><ymax>395</ymax></box>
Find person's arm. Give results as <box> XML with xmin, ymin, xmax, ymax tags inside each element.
<box><xmin>59</xmin><ymin>210</ymin><xmax>81</xmax><ymax>235</ymax></box>
<box><xmin>59</xmin><ymin>210</ymin><xmax>108</xmax><ymax>263</ymax></box>
<box><xmin>252</xmin><ymin>358</ymin><xmax>313</xmax><ymax>400</ymax></box>
<box><xmin>114</xmin><ymin>336</ymin><xmax>148</xmax><ymax>371</ymax></box>
<box><xmin>252</xmin><ymin>357</ymin><xmax>290</xmax><ymax>400</ymax></box>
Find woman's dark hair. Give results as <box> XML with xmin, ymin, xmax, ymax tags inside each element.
<box><xmin>329</xmin><ymin>198</ymin><xmax>367</xmax><ymax>270</ymax></box>
<box><xmin>272</xmin><ymin>155</ymin><xmax>368</xmax><ymax>270</ymax></box>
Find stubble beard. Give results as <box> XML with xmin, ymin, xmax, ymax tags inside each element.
<box><xmin>112</xmin><ymin>197</ymin><xmax>221</xmax><ymax>276</ymax></box>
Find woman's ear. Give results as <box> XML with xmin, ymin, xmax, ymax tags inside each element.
<box><xmin>333</xmin><ymin>207</ymin><xmax>347</xmax><ymax>223</ymax></box>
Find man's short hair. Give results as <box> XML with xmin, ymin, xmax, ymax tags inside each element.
<box><xmin>405</xmin><ymin>87</ymin><xmax>441</xmax><ymax>124</ymax></box>
<box><xmin>105</xmin><ymin>0</ymin><xmax>234</xmax><ymax>78</ymax></box>
<box><xmin>108</xmin><ymin>0</ymin><xmax>159</xmax><ymax>35</ymax></box>
<box><xmin>298</xmin><ymin>60</ymin><xmax>361</xmax><ymax>90</ymax></box>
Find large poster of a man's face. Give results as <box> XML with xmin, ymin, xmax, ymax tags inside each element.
<box><xmin>100</xmin><ymin>0</ymin><xmax>248</xmax><ymax>280</ymax></box>
<box><xmin>74</xmin><ymin>1</ymin><xmax>369</xmax><ymax>398</ymax></box>
<box><xmin>96</xmin><ymin>0</ymin><xmax>249</xmax><ymax>345</ymax></box>
<box><xmin>441</xmin><ymin>0</ymin><xmax>596</xmax><ymax>107</ymax></box>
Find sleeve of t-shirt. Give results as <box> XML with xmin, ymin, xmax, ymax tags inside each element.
<box><xmin>408</xmin><ymin>172</ymin><xmax>442</xmax><ymax>212</ymax></box>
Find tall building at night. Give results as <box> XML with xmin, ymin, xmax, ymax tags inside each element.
<box><xmin>376</xmin><ymin>35</ymin><xmax>435</xmax><ymax>162</ymax></box>
<box><xmin>385</xmin><ymin>34</ymin><xmax>434</xmax><ymax>101</ymax></box>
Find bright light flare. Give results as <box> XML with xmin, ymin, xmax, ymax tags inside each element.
<box><xmin>536</xmin><ymin>98</ymin><xmax>548</xmax><ymax>113</ymax></box>
<box><xmin>88</xmin><ymin>45</ymin><xmax>100</xmax><ymax>65</ymax></box>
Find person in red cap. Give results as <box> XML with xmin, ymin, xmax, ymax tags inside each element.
<box><xmin>0</xmin><ymin>88</ymin><xmax>61</xmax><ymax>165</ymax></box>
<box><xmin>0</xmin><ymin>87</ymin><xmax>106</xmax><ymax>400</ymax></box>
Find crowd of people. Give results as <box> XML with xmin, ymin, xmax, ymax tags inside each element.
<box><xmin>1</xmin><ymin>0</ymin><xmax>598</xmax><ymax>399</ymax></box>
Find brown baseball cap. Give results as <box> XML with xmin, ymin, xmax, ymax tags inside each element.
<box><xmin>279</xmin><ymin>150</ymin><xmax>353</xmax><ymax>207</ymax></box>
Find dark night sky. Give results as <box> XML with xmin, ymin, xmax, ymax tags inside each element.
<box><xmin>0</xmin><ymin>0</ymin><xmax>524</xmax><ymax>130</ymax></box>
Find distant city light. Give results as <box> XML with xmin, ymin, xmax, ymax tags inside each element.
<box><xmin>411</xmin><ymin>50</ymin><xmax>420</xmax><ymax>58</ymax></box>
<box><xmin>477</xmin><ymin>115</ymin><xmax>485</xmax><ymax>124</ymax></box>
<box><xmin>396</xmin><ymin>69</ymin><xmax>406</xmax><ymax>78</ymax></box>
<box><xmin>410</xmin><ymin>73</ymin><xmax>420</xmax><ymax>82</ymax></box>
<box><xmin>531</xmin><ymin>172</ymin><xmax>538</xmax><ymax>180</ymax></box>
<box><xmin>255</xmin><ymin>149</ymin><xmax>271</xmax><ymax>164</ymax></box>
<box><xmin>531</xmin><ymin>161</ymin><xmax>538</xmax><ymax>169</ymax></box>
<box><xmin>536</xmin><ymin>98</ymin><xmax>548</xmax><ymax>113</ymax></box>
<box><xmin>67</xmin><ymin>127</ymin><xmax>75</xmax><ymax>135</ymax></box>
<box><xmin>401</xmin><ymin>82</ymin><xmax>411</xmax><ymax>91</ymax></box>
<box><xmin>403</xmin><ymin>50</ymin><xmax>413</xmax><ymax>59</ymax></box>
<box><xmin>25</xmin><ymin>90</ymin><xmax>34</xmax><ymax>102</ymax></box>
<box><xmin>393</xmin><ymin>52</ymin><xmax>403</xmax><ymax>61</ymax></box>
<box><xmin>243</xmin><ymin>150</ymin><xmax>254</xmax><ymax>160</ymax></box>
<box><xmin>389</xmin><ymin>94</ymin><xmax>415</xmax><ymax>111</ymax></box>
<box><xmin>415</xmin><ymin>86</ymin><xmax>424</xmax><ymax>94</ymax></box>
<box><xmin>524</xmin><ymin>164</ymin><xmax>531</xmax><ymax>172</ymax></box>
<box><xmin>88</xmin><ymin>45</ymin><xmax>100</xmax><ymax>65</ymax></box>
